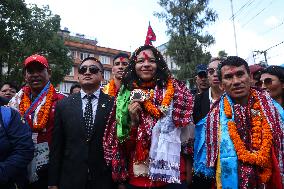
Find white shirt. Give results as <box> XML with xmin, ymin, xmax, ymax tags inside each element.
<box><xmin>208</xmin><ymin>87</ymin><xmax>216</xmax><ymax>107</ymax></box>
<box><xmin>80</xmin><ymin>89</ymin><xmax>100</xmax><ymax>122</ymax></box>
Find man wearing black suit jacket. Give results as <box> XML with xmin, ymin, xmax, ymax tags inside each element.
<box><xmin>48</xmin><ymin>57</ymin><xmax>115</xmax><ymax>189</ymax></box>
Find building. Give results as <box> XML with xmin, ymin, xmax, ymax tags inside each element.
<box><xmin>157</xmin><ymin>42</ymin><xmax>180</xmax><ymax>72</ymax></box>
<box><xmin>58</xmin><ymin>28</ymin><xmax>130</xmax><ymax>94</ymax></box>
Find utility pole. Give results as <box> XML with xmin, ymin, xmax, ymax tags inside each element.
<box><xmin>253</xmin><ymin>50</ymin><xmax>268</xmax><ymax>66</ymax></box>
<box><xmin>230</xmin><ymin>0</ymin><xmax>238</xmax><ymax>56</ymax></box>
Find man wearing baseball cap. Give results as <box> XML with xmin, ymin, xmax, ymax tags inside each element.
<box><xmin>8</xmin><ymin>54</ymin><xmax>66</xmax><ymax>189</ymax></box>
<box><xmin>194</xmin><ymin>64</ymin><xmax>209</xmax><ymax>95</ymax></box>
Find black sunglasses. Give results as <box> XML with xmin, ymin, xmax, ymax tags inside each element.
<box><xmin>257</xmin><ymin>78</ymin><xmax>273</xmax><ymax>87</ymax></box>
<box><xmin>78</xmin><ymin>65</ymin><xmax>101</xmax><ymax>75</ymax></box>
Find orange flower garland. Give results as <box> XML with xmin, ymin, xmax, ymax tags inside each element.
<box><xmin>19</xmin><ymin>85</ymin><xmax>55</xmax><ymax>130</ymax></box>
<box><xmin>143</xmin><ymin>79</ymin><xmax>174</xmax><ymax>119</ymax></box>
<box><xmin>224</xmin><ymin>91</ymin><xmax>273</xmax><ymax>183</ymax></box>
<box><xmin>107</xmin><ymin>79</ymin><xmax>117</xmax><ymax>97</ymax></box>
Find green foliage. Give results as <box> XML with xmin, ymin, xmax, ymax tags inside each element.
<box><xmin>155</xmin><ymin>0</ymin><xmax>217</xmax><ymax>80</ymax></box>
<box><xmin>218</xmin><ymin>50</ymin><xmax>228</xmax><ymax>59</ymax></box>
<box><xmin>0</xmin><ymin>1</ymin><xmax>72</xmax><ymax>86</ymax></box>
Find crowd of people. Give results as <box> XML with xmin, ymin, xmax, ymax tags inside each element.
<box><xmin>0</xmin><ymin>45</ymin><xmax>283</xmax><ymax>189</ymax></box>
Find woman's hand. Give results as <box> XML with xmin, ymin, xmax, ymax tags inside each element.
<box><xmin>128</xmin><ymin>99</ymin><xmax>142</xmax><ymax>126</ymax></box>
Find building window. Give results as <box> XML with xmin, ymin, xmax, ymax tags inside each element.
<box><xmin>68</xmin><ymin>67</ymin><xmax>74</xmax><ymax>76</ymax></box>
<box><xmin>99</xmin><ymin>55</ymin><xmax>110</xmax><ymax>64</ymax></box>
<box><xmin>104</xmin><ymin>70</ymin><xmax>111</xmax><ymax>81</ymax></box>
<box><xmin>59</xmin><ymin>82</ymin><xmax>74</xmax><ymax>94</ymax></box>
<box><xmin>72</xmin><ymin>51</ymin><xmax>77</xmax><ymax>59</ymax></box>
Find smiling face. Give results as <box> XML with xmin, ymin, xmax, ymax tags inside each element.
<box><xmin>112</xmin><ymin>57</ymin><xmax>129</xmax><ymax>80</ymax></box>
<box><xmin>24</xmin><ymin>62</ymin><xmax>51</xmax><ymax>95</ymax></box>
<box><xmin>260</xmin><ymin>73</ymin><xmax>284</xmax><ymax>100</ymax></box>
<box><xmin>135</xmin><ymin>49</ymin><xmax>157</xmax><ymax>82</ymax></box>
<box><xmin>220</xmin><ymin>65</ymin><xmax>251</xmax><ymax>104</ymax></box>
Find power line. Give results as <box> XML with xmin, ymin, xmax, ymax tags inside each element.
<box><xmin>253</xmin><ymin>40</ymin><xmax>284</xmax><ymax>65</ymax></box>
<box><xmin>265</xmin><ymin>40</ymin><xmax>284</xmax><ymax>51</ymax></box>
<box><xmin>236</xmin><ymin>0</ymin><xmax>264</xmax><ymax>23</ymax></box>
<box><xmin>242</xmin><ymin>0</ymin><xmax>273</xmax><ymax>28</ymax></box>
<box><xmin>261</xmin><ymin>21</ymin><xmax>284</xmax><ymax>35</ymax></box>
<box><xmin>229</xmin><ymin>0</ymin><xmax>255</xmax><ymax>20</ymax></box>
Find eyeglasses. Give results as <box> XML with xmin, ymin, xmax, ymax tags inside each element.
<box><xmin>257</xmin><ymin>78</ymin><xmax>273</xmax><ymax>86</ymax></box>
<box><xmin>78</xmin><ymin>65</ymin><xmax>101</xmax><ymax>75</ymax></box>
<box><xmin>207</xmin><ymin>68</ymin><xmax>217</xmax><ymax>75</ymax></box>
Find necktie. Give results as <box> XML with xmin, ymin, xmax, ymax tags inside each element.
<box><xmin>84</xmin><ymin>95</ymin><xmax>95</xmax><ymax>141</ymax></box>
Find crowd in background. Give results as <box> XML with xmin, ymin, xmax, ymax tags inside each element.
<box><xmin>0</xmin><ymin>46</ymin><xmax>284</xmax><ymax>189</ymax></box>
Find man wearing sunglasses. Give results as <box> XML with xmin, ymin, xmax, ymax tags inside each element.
<box><xmin>48</xmin><ymin>57</ymin><xmax>116</xmax><ymax>189</ymax></box>
<box><xmin>192</xmin><ymin>57</ymin><xmax>224</xmax><ymax>189</ymax></box>
<box><xmin>103</xmin><ymin>52</ymin><xmax>129</xmax><ymax>97</ymax></box>
<box><xmin>8</xmin><ymin>54</ymin><xmax>66</xmax><ymax>189</ymax></box>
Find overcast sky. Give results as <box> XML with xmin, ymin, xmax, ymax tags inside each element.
<box><xmin>24</xmin><ymin>0</ymin><xmax>284</xmax><ymax>66</ymax></box>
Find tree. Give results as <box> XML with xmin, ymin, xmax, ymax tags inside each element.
<box><xmin>218</xmin><ymin>50</ymin><xmax>228</xmax><ymax>59</ymax></box>
<box><xmin>0</xmin><ymin>1</ymin><xmax>72</xmax><ymax>86</ymax></box>
<box><xmin>155</xmin><ymin>0</ymin><xmax>217</xmax><ymax>81</ymax></box>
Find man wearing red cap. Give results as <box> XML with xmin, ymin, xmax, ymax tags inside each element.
<box><xmin>8</xmin><ymin>54</ymin><xmax>66</xmax><ymax>189</ymax></box>
<box><xmin>249</xmin><ymin>64</ymin><xmax>264</xmax><ymax>87</ymax></box>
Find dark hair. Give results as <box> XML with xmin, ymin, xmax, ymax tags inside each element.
<box><xmin>0</xmin><ymin>82</ymin><xmax>18</xmax><ymax>92</ymax></box>
<box><xmin>80</xmin><ymin>57</ymin><xmax>104</xmax><ymax>72</ymax></box>
<box><xmin>70</xmin><ymin>82</ymin><xmax>81</xmax><ymax>94</ymax></box>
<box><xmin>121</xmin><ymin>45</ymin><xmax>171</xmax><ymax>90</ymax></box>
<box><xmin>261</xmin><ymin>65</ymin><xmax>284</xmax><ymax>83</ymax></box>
<box><xmin>261</xmin><ymin>65</ymin><xmax>284</xmax><ymax>106</ymax></box>
<box><xmin>113</xmin><ymin>53</ymin><xmax>130</xmax><ymax>64</ymax></box>
<box><xmin>217</xmin><ymin>56</ymin><xmax>250</xmax><ymax>81</ymax></box>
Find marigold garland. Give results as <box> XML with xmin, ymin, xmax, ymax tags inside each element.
<box><xmin>224</xmin><ymin>91</ymin><xmax>273</xmax><ymax>183</ymax></box>
<box><xmin>142</xmin><ymin>79</ymin><xmax>174</xmax><ymax>119</ymax></box>
<box><xmin>19</xmin><ymin>85</ymin><xmax>55</xmax><ymax>130</ymax></box>
<box><xmin>107</xmin><ymin>79</ymin><xmax>117</xmax><ymax>97</ymax></box>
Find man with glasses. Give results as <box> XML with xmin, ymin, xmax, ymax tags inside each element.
<box><xmin>48</xmin><ymin>57</ymin><xmax>115</xmax><ymax>189</ymax></box>
<box><xmin>8</xmin><ymin>54</ymin><xmax>66</xmax><ymax>189</ymax></box>
<box><xmin>249</xmin><ymin>64</ymin><xmax>264</xmax><ymax>88</ymax></box>
<box><xmin>194</xmin><ymin>64</ymin><xmax>209</xmax><ymax>95</ymax></box>
<box><xmin>103</xmin><ymin>53</ymin><xmax>129</xmax><ymax>97</ymax></box>
<box><xmin>192</xmin><ymin>57</ymin><xmax>224</xmax><ymax>188</ymax></box>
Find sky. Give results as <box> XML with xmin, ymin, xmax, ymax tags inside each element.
<box><xmin>24</xmin><ymin>0</ymin><xmax>284</xmax><ymax>66</ymax></box>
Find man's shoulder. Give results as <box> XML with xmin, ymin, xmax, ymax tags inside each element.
<box><xmin>54</xmin><ymin>90</ymin><xmax>67</xmax><ymax>100</ymax></box>
<box><xmin>99</xmin><ymin>90</ymin><xmax>114</xmax><ymax>102</ymax></box>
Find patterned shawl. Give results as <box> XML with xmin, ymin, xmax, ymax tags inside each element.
<box><xmin>205</xmin><ymin>88</ymin><xmax>284</xmax><ymax>186</ymax></box>
<box><xmin>103</xmin><ymin>78</ymin><xmax>194</xmax><ymax>182</ymax></box>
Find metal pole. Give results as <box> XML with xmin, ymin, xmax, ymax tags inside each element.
<box><xmin>230</xmin><ymin>0</ymin><xmax>238</xmax><ymax>56</ymax></box>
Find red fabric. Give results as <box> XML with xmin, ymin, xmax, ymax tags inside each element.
<box><xmin>267</xmin><ymin>147</ymin><xmax>282</xmax><ymax>189</ymax></box>
<box><xmin>32</xmin><ymin>90</ymin><xmax>65</xmax><ymax>147</ymax></box>
<box><xmin>144</xmin><ymin>24</ymin><xmax>156</xmax><ymax>45</ymax></box>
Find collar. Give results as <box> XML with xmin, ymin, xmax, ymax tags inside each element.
<box><xmin>208</xmin><ymin>87</ymin><xmax>215</xmax><ymax>105</ymax></box>
<box><xmin>80</xmin><ymin>88</ymin><xmax>100</xmax><ymax>99</ymax></box>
